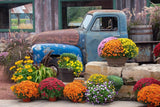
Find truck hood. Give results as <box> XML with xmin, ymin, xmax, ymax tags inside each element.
<box><xmin>32</xmin><ymin>29</ymin><xmax>79</xmax><ymax>46</ymax></box>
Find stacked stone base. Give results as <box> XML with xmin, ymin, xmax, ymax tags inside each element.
<box><xmin>84</xmin><ymin>61</ymin><xmax>160</xmax><ymax>99</ymax></box>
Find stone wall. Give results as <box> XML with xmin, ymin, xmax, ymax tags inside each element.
<box><xmin>84</xmin><ymin>61</ymin><xmax>160</xmax><ymax>99</ymax></box>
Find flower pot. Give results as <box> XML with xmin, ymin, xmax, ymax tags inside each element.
<box><xmin>22</xmin><ymin>98</ymin><xmax>31</xmax><ymax>102</ymax></box>
<box><xmin>49</xmin><ymin>97</ymin><xmax>57</xmax><ymax>101</ymax></box>
<box><xmin>106</xmin><ymin>57</ymin><xmax>128</xmax><ymax>67</ymax></box>
<box><xmin>72</xmin><ymin>99</ymin><xmax>78</xmax><ymax>103</ymax></box>
<box><xmin>59</xmin><ymin>68</ymin><xmax>74</xmax><ymax>82</ymax></box>
<box><xmin>147</xmin><ymin>104</ymin><xmax>155</xmax><ymax>107</ymax></box>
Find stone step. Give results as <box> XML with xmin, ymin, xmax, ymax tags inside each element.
<box><xmin>84</xmin><ymin>61</ymin><xmax>160</xmax><ymax>98</ymax></box>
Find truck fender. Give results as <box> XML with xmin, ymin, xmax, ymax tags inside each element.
<box><xmin>31</xmin><ymin>43</ymin><xmax>83</xmax><ymax>64</ymax></box>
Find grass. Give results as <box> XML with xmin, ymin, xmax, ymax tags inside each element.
<box><xmin>11</xmin><ymin>19</ymin><xmax>30</xmax><ymax>25</ymax></box>
<box><xmin>11</xmin><ymin>19</ymin><xmax>33</xmax><ymax>29</ymax></box>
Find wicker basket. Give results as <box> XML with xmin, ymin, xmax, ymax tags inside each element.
<box><xmin>106</xmin><ymin>57</ymin><xmax>128</xmax><ymax>67</ymax></box>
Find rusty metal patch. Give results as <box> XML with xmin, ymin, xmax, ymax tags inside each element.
<box><xmin>32</xmin><ymin>29</ymin><xmax>79</xmax><ymax>46</ymax></box>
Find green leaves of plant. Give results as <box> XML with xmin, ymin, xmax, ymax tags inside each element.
<box><xmin>34</xmin><ymin>64</ymin><xmax>56</xmax><ymax>83</ymax></box>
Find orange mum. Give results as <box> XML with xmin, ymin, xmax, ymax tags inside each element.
<box><xmin>101</xmin><ymin>39</ymin><xmax>124</xmax><ymax>58</ymax></box>
<box><xmin>63</xmin><ymin>81</ymin><xmax>86</xmax><ymax>103</ymax></box>
<box><xmin>10</xmin><ymin>80</ymin><xmax>40</xmax><ymax>99</ymax></box>
<box><xmin>137</xmin><ymin>84</ymin><xmax>160</xmax><ymax>106</ymax></box>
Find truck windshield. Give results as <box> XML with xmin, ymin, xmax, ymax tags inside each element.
<box><xmin>80</xmin><ymin>14</ymin><xmax>92</xmax><ymax>29</ymax></box>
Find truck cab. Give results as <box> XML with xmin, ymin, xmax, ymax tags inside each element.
<box><xmin>31</xmin><ymin>10</ymin><xmax>128</xmax><ymax>65</ymax></box>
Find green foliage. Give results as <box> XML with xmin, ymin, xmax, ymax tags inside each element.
<box><xmin>59</xmin><ymin>53</ymin><xmax>77</xmax><ymax>61</ymax></box>
<box><xmin>11</xmin><ymin>19</ymin><xmax>29</xmax><ymax>25</ymax></box>
<box><xmin>67</xmin><ymin>6</ymin><xmax>101</xmax><ymax>24</ymax></box>
<box><xmin>58</xmin><ymin>53</ymin><xmax>83</xmax><ymax>77</ymax></box>
<box><xmin>34</xmin><ymin>64</ymin><xmax>57</xmax><ymax>83</ymax></box>
<box><xmin>107</xmin><ymin>75</ymin><xmax>123</xmax><ymax>91</ymax></box>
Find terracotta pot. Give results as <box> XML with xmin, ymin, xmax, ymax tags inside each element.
<box><xmin>49</xmin><ymin>97</ymin><xmax>57</xmax><ymax>101</ymax></box>
<box><xmin>147</xmin><ymin>104</ymin><xmax>155</xmax><ymax>107</ymax></box>
<box><xmin>22</xmin><ymin>98</ymin><xmax>31</xmax><ymax>102</ymax></box>
<box><xmin>72</xmin><ymin>99</ymin><xmax>78</xmax><ymax>103</ymax></box>
<box><xmin>106</xmin><ymin>57</ymin><xmax>128</xmax><ymax>67</ymax></box>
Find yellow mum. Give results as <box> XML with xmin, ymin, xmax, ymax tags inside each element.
<box><xmin>9</xmin><ymin>66</ymin><xmax>16</xmax><ymax>71</ymax></box>
<box><xmin>27</xmin><ymin>76</ymin><xmax>32</xmax><ymax>80</ymax></box>
<box><xmin>15</xmin><ymin>60</ymin><xmax>23</xmax><ymax>65</ymax></box>
<box><xmin>28</xmin><ymin>69</ymin><xmax>33</xmax><ymax>73</ymax></box>
<box><xmin>25</xmin><ymin>56</ymin><xmax>30</xmax><ymax>59</ymax></box>
<box><xmin>25</xmin><ymin>65</ymin><xmax>31</xmax><ymax>69</ymax></box>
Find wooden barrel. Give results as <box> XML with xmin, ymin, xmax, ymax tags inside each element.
<box><xmin>129</xmin><ymin>25</ymin><xmax>153</xmax><ymax>41</ymax></box>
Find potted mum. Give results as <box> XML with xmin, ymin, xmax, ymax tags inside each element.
<box><xmin>10</xmin><ymin>56</ymin><xmax>37</xmax><ymax>83</ymax></box>
<box><xmin>63</xmin><ymin>81</ymin><xmax>86</xmax><ymax>103</ymax></box>
<box><xmin>10</xmin><ymin>80</ymin><xmax>40</xmax><ymax>102</ymax></box>
<box><xmin>98</xmin><ymin>37</ymin><xmax>139</xmax><ymax>67</ymax></box>
<box><xmin>133</xmin><ymin>78</ymin><xmax>160</xmax><ymax>97</ymax></box>
<box><xmin>38</xmin><ymin>77</ymin><xmax>65</xmax><ymax>101</ymax></box>
<box><xmin>137</xmin><ymin>84</ymin><xmax>160</xmax><ymax>107</ymax></box>
<box><xmin>58</xmin><ymin>53</ymin><xmax>83</xmax><ymax>82</ymax></box>
<box><xmin>86</xmin><ymin>81</ymin><xmax>116</xmax><ymax>104</ymax></box>
<box><xmin>87</xmin><ymin>74</ymin><xmax>108</xmax><ymax>85</ymax></box>
<box><xmin>86</xmin><ymin>74</ymin><xmax>116</xmax><ymax>104</ymax></box>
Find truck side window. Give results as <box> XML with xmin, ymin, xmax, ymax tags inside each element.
<box><xmin>91</xmin><ymin>17</ymin><xmax>118</xmax><ymax>31</ymax></box>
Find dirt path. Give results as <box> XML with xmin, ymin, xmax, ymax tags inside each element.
<box><xmin>0</xmin><ymin>66</ymin><xmax>17</xmax><ymax>99</ymax></box>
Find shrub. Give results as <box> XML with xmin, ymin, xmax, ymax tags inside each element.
<box><xmin>59</xmin><ymin>53</ymin><xmax>77</xmax><ymax>61</ymax></box>
<box><xmin>10</xmin><ymin>80</ymin><xmax>40</xmax><ymax>99</ymax></box>
<box><xmin>63</xmin><ymin>81</ymin><xmax>86</xmax><ymax>103</ymax></box>
<box><xmin>85</xmin><ymin>81</ymin><xmax>116</xmax><ymax>104</ymax></box>
<box><xmin>137</xmin><ymin>84</ymin><xmax>160</xmax><ymax>106</ymax></box>
<box><xmin>38</xmin><ymin>77</ymin><xmax>65</xmax><ymax>99</ymax></box>
<box><xmin>107</xmin><ymin>75</ymin><xmax>123</xmax><ymax>91</ymax></box>
<box><xmin>133</xmin><ymin>78</ymin><xmax>160</xmax><ymax>96</ymax></box>
<box><xmin>0</xmin><ymin>31</ymin><xmax>32</xmax><ymax>79</ymax></box>
<box><xmin>87</xmin><ymin>74</ymin><xmax>108</xmax><ymax>85</ymax></box>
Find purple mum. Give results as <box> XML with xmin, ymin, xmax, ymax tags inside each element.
<box><xmin>97</xmin><ymin>37</ymin><xmax>117</xmax><ymax>56</ymax></box>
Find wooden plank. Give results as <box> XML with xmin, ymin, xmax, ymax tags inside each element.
<box><xmin>35</xmin><ymin>0</ymin><xmax>43</xmax><ymax>33</ymax></box>
<box><xmin>43</xmin><ymin>0</ymin><xmax>53</xmax><ymax>31</ymax></box>
<box><xmin>52</xmin><ymin>0</ymin><xmax>59</xmax><ymax>30</ymax></box>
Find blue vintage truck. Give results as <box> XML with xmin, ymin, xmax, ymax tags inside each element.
<box><xmin>31</xmin><ymin>10</ymin><xmax>128</xmax><ymax>67</ymax></box>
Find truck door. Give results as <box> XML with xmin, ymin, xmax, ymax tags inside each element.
<box><xmin>86</xmin><ymin>15</ymin><xmax>120</xmax><ymax>62</ymax></box>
